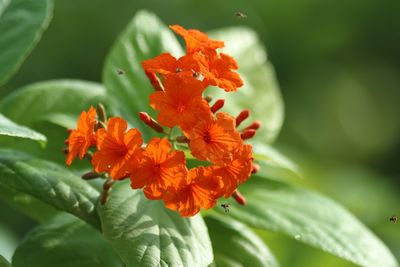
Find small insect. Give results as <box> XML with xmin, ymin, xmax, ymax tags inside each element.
<box><xmin>389</xmin><ymin>215</ymin><xmax>398</xmax><ymax>223</ymax></box>
<box><xmin>117</xmin><ymin>69</ymin><xmax>125</xmax><ymax>75</ymax></box>
<box><xmin>235</xmin><ymin>11</ymin><xmax>248</xmax><ymax>19</ymax></box>
<box><xmin>221</xmin><ymin>203</ymin><xmax>231</xmax><ymax>212</ymax></box>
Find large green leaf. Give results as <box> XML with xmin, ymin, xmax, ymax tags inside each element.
<box><xmin>98</xmin><ymin>180</ymin><xmax>213</xmax><ymax>267</ymax></box>
<box><xmin>0</xmin><ymin>80</ymin><xmax>106</xmax><ymax>129</ymax></box>
<box><xmin>12</xmin><ymin>214</ymin><xmax>124</xmax><ymax>267</ymax></box>
<box><xmin>253</xmin><ymin>144</ymin><xmax>302</xmax><ymax>181</ymax></box>
<box><xmin>0</xmin><ymin>149</ymin><xmax>100</xmax><ymax>228</ymax></box>
<box><xmin>216</xmin><ymin>176</ymin><xmax>398</xmax><ymax>267</ymax></box>
<box><xmin>0</xmin><ymin>184</ymin><xmax>58</xmax><ymax>222</ymax></box>
<box><xmin>0</xmin><ymin>255</ymin><xmax>10</xmax><ymax>267</ymax></box>
<box><xmin>0</xmin><ymin>113</ymin><xmax>46</xmax><ymax>144</ymax></box>
<box><xmin>208</xmin><ymin>27</ymin><xmax>284</xmax><ymax>144</ymax></box>
<box><xmin>0</xmin><ymin>223</ymin><xmax>17</xmax><ymax>264</ymax></box>
<box><xmin>0</xmin><ymin>0</ymin><xmax>53</xmax><ymax>86</ymax></box>
<box><xmin>102</xmin><ymin>10</ymin><xmax>183</xmax><ymax>139</ymax></box>
<box><xmin>205</xmin><ymin>214</ymin><xmax>279</xmax><ymax>267</ymax></box>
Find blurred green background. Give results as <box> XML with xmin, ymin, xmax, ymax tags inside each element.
<box><xmin>1</xmin><ymin>0</ymin><xmax>399</xmax><ymax>266</ymax></box>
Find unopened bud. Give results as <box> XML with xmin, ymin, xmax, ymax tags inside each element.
<box><xmin>67</xmin><ymin>128</ymin><xmax>73</xmax><ymax>134</ymax></box>
<box><xmin>211</xmin><ymin>99</ymin><xmax>225</xmax><ymax>113</ymax></box>
<box><xmin>240</xmin><ymin>129</ymin><xmax>256</xmax><ymax>140</ymax></box>
<box><xmin>176</xmin><ymin>136</ymin><xmax>189</xmax><ymax>143</ymax></box>
<box><xmin>82</xmin><ymin>171</ymin><xmax>103</xmax><ymax>180</ymax></box>
<box><xmin>204</xmin><ymin>96</ymin><xmax>213</xmax><ymax>103</ymax></box>
<box><xmin>145</xmin><ymin>71</ymin><xmax>163</xmax><ymax>91</ymax></box>
<box><xmin>96</xmin><ymin>103</ymin><xmax>107</xmax><ymax>124</ymax></box>
<box><xmin>139</xmin><ymin>112</ymin><xmax>164</xmax><ymax>133</ymax></box>
<box><xmin>251</xmin><ymin>163</ymin><xmax>261</xmax><ymax>174</ymax></box>
<box><xmin>232</xmin><ymin>190</ymin><xmax>246</xmax><ymax>205</ymax></box>
<box><xmin>236</xmin><ymin>109</ymin><xmax>250</xmax><ymax>127</ymax></box>
<box><xmin>101</xmin><ymin>179</ymin><xmax>116</xmax><ymax>205</ymax></box>
<box><xmin>244</xmin><ymin>120</ymin><xmax>262</xmax><ymax>131</ymax></box>
<box><xmin>61</xmin><ymin>148</ymin><xmax>69</xmax><ymax>155</ymax></box>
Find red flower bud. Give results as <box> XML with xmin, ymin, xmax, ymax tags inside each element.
<box><xmin>232</xmin><ymin>190</ymin><xmax>246</xmax><ymax>205</ymax></box>
<box><xmin>139</xmin><ymin>112</ymin><xmax>164</xmax><ymax>133</ymax></box>
<box><xmin>251</xmin><ymin>163</ymin><xmax>261</xmax><ymax>174</ymax></box>
<box><xmin>244</xmin><ymin>120</ymin><xmax>262</xmax><ymax>131</ymax></box>
<box><xmin>236</xmin><ymin>109</ymin><xmax>250</xmax><ymax>126</ymax></box>
<box><xmin>211</xmin><ymin>99</ymin><xmax>225</xmax><ymax>113</ymax></box>
<box><xmin>240</xmin><ymin>129</ymin><xmax>256</xmax><ymax>140</ymax></box>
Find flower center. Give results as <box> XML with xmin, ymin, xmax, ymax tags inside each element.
<box><xmin>203</xmin><ymin>132</ymin><xmax>212</xmax><ymax>143</ymax></box>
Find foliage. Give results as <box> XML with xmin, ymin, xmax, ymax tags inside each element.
<box><xmin>0</xmin><ymin>4</ymin><xmax>398</xmax><ymax>267</ymax></box>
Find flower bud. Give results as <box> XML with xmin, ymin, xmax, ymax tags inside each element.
<box><xmin>211</xmin><ymin>99</ymin><xmax>225</xmax><ymax>113</ymax></box>
<box><xmin>139</xmin><ymin>112</ymin><xmax>165</xmax><ymax>133</ymax></box>
<box><xmin>240</xmin><ymin>129</ymin><xmax>256</xmax><ymax>140</ymax></box>
<box><xmin>232</xmin><ymin>190</ymin><xmax>246</xmax><ymax>205</ymax></box>
<box><xmin>236</xmin><ymin>109</ymin><xmax>250</xmax><ymax>126</ymax></box>
<box><xmin>244</xmin><ymin>120</ymin><xmax>262</xmax><ymax>131</ymax></box>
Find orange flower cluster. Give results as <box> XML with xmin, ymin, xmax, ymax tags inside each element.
<box><xmin>65</xmin><ymin>25</ymin><xmax>261</xmax><ymax>217</ymax></box>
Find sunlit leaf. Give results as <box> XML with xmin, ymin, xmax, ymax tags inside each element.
<box><xmin>98</xmin><ymin>180</ymin><xmax>213</xmax><ymax>267</ymax></box>
<box><xmin>216</xmin><ymin>176</ymin><xmax>399</xmax><ymax>267</ymax></box>
<box><xmin>0</xmin><ymin>149</ymin><xmax>100</xmax><ymax>228</ymax></box>
<box><xmin>205</xmin><ymin>214</ymin><xmax>279</xmax><ymax>267</ymax></box>
<box><xmin>12</xmin><ymin>214</ymin><xmax>123</xmax><ymax>267</ymax></box>
<box><xmin>208</xmin><ymin>27</ymin><xmax>284</xmax><ymax>143</ymax></box>
<box><xmin>0</xmin><ymin>113</ymin><xmax>46</xmax><ymax>145</ymax></box>
<box><xmin>0</xmin><ymin>0</ymin><xmax>53</xmax><ymax>86</ymax></box>
<box><xmin>0</xmin><ymin>80</ymin><xmax>106</xmax><ymax>129</ymax></box>
<box><xmin>102</xmin><ymin>10</ymin><xmax>183</xmax><ymax>139</ymax></box>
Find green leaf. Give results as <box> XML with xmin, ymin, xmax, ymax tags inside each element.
<box><xmin>0</xmin><ymin>223</ymin><xmax>17</xmax><ymax>264</ymax></box>
<box><xmin>0</xmin><ymin>149</ymin><xmax>100</xmax><ymax>228</ymax></box>
<box><xmin>0</xmin><ymin>183</ymin><xmax>58</xmax><ymax>222</ymax></box>
<box><xmin>0</xmin><ymin>80</ymin><xmax>106</xmax><ymax>129</ymax></box>
<box><xmin>98</xmin><ymin>180</ymin><xmax>213</xmax><ymax>267</ymax></box>
<box><xmin>208</xmin><ymin>27</ymin><xmax>284</xmax><ymax>144</ymax></box>
<box><xmin>0</xmin><ymin>113</ymin><xmax>46</xmax><ymax>145</ymax></box>
<box><xmin>0</xmin><ymin>0</ymin><xmax>53</xmax><ymax>86</ymax></box>
<box><xmin>0</xmin><ymin>255</ymin><xmax>10</xmax><ymax>267</ymax></box>
<box><xmin>0</xmin><ymin>0</ymin><xmax>10</xmax><ymax>17</ymax></box>
<box><xmin>253</xmin><ymin>144</ymin><xmax>302</xmax><ymax>181</ymax></box>
<box><xmin>205</xmin><ymin>214</ymin><xmax>279</xmax><ymax>267</ymax></box>
<box><xmin>12</xmin><ymin>214</ymin><xmax>124</xmax><ymax>267</ymax></box>
<box><xmin>102</xmin><ymin>10</ymin><xmax>183</xmax><ymax>139</ymax></box>
<box><xmin>216</xmin><ymin>176</ymin><xmax>399</xmax><ymax>267</ymax></box>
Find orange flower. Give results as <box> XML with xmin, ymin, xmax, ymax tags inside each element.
<box><xmin>187</xmin><ymin>112</ymin><xmax>242</xmax><ymax>164</ymax></box>
<box><xmin>164</xmin><ymin>166</ymin><xmax>222</xmax><ymax>217</ymax></box>
<box><xmin>66</xmin><ymin>106</ymin><xmax>97</xmax><ymax>165</ymax></box>
<box><xmin>197</xmin><ymin>51</ymin><xmax>243</xmax><ymax>92</ymax></box>
<box><xmin>213</xmin><ymin>144</ymin><xmax>254</xmax><ymax>198</ymax></box>
<box><xmin>91</xmin><ymin>117</ymin><xmax>143</xmax><ymax>180</ymax></box>
<box><xmin>170</xmin><ymin>25</ymin><xmax>224</xmax><ymax>54</ymax></box>
<box><xmin>142</xmin><ymin>53</ymin><xmax>199</xmax><ymax>76</ymax></box>
<box><xmin>130</xmin><ymin>138</ymin><xmax>187</xmax><ymax>200</ymax></box>
<box><xmin>149</xmin><ymin>75</ymin><xmax>211</xmax><ymax>130</ymax></box>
